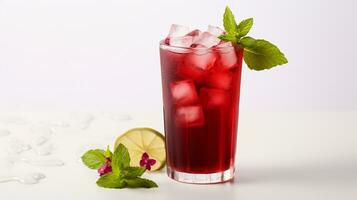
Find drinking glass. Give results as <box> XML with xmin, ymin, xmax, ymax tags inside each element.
<box><xmin>159</xmin><ymin>42</ymin><xmax>243</xmax><ymax>184</ymax></box>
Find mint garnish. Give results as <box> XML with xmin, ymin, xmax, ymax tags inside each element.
<box><xmin>81</xmin><ymin>144</ymin><xmax>158</xmax><ymax>189</ymax></box>
<box><xmin>81</xmin><ymin>149</ymin><xmax>106</xmax><ymax>169</ymax></box>
<box><xmin>240</xmin><ymin>36</ymin><xmax>288</xmax><ymax>70</ymax></box>
<box><xmin>122</xmin><ymin>167</ymin><xmax>146</xmax><ymax>179</ymax></box>
<box><xmin>125</xmin><ymin>177</ymin><xmax>158</xmax><ymax>188</ymax></box>
<box><xmin>223</xmin><ymin>6</ymin><xmax>238</xmax><ymax>39</ymax></box>
<box><xmin>236</xmin><ymin>18</ymin><xmax>253</xmax><ymax>38</ymax></box>
<box><xmin>111</xmin><ymin>143</ymin><xmax>130</xmax><ymax>172</ymax></box>
<box><xmin>96</xmin><ymin>173</ymin><xmax>125</xmax><ymax>188</ymax></box>
<box><xmin>219</xmin><ymin>6</ymin><xmax>288</xmax><ymax>70</ymax></box>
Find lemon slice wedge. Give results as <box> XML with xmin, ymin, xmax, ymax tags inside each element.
<box><xmin>114</xmin><ymin>128</ymin><xmax>166</xmax><ymax>171</ymax></box>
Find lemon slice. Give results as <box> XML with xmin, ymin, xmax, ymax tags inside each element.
<box><xmin>114</xmin><ymin>128</ymin><xmax>166</xmax><ymax>171</ymax></box>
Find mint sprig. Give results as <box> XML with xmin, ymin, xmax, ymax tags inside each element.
<box><xmin>236</xmin><ymin>18</ymin><xmax>253</xmax><ymax>38</ymax></box>
<box><xmin>219</xmin><ymin>6</ymin><xmax>288</xmax><ymax>70</ymax></box>
<box><xmin>81</xmin><ymin>149</ymin><xmax>106</xmax><ymax>169</ymax></box>
<box><xmin>111</xmin><ymin>143</ymin><xmax>130</xmax><ymax>173</ymax></box>
<box><xmin>82</xmin><ymin>144</ymin><xmax>158</xmax><ymax>189</ymax></box>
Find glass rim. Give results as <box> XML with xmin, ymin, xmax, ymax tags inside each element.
<box><xmin>159</xmin><ymin>40</ymin><xmax>240</xmax><ymax>53</ymax></box>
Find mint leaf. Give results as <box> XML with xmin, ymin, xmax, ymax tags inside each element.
<box><xmin>81</xmin><ymin>149</ymin><xmax>106</xmax><ymax>169</ymax></box>
<box><xmin>239</xmin><ymin>35</ymin><xmax>255</xmax><ymax>46</ymax></box>
<box><xmin>240</xmin><ymin>36</ymin><xmax>288</xmax><ymax>70</ymax></box>
<box><xmin>96</xmin><ymin>173</ymin><xmax>125</xmax><ymax>189</ymax></box>
<box><xmin>123</xmin><ymin>167</ymin><xmax>146</xmax><ymax>179</ymax></box>
<box><xmin>111</xmin><ymin>143</ymin><xmax>130</xmax><ymax>174</ymax></box>
<box><xmin>219</xmin><ymin>34</ymin><xmax>237</xmax><ymax>42</ymax></box>
<box><xmin>237</xmin><ymin>18</ymin><xmax>253</xmax><ymax>38</ymax></box>
<box><xmin>125</xmin><ymin>177</ymin><xmax>158</xmax><ymax>188</ymax></box>
<box><xmin>223</xmin><ymin>6</ymin><xmax>238</xmax><ymax>35</ymax></box>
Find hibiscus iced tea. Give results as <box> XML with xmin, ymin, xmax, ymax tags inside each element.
<box><xmin>160</xmin><ymin>25</ymin><xmax>243</xmax><ymax>183</ymax></box>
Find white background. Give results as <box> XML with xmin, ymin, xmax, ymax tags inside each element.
<box><xmin>0</xmin><ymin>0</ymin><xmax>356</xmax><ymax>112</ymax></box>
<box><xmin>0</xmin><ymin>2</ymin><xmax>356</xmax><ymax>199</ymax></box>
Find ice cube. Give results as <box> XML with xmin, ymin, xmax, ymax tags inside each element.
<box><xmin>160</xmin><ymin>45</ymin><xmax>188</xmax><ymax>60</ymax></box>
<box><xmin>193</xmin><ymin>32</ymin><xmax>220</xmax><ymax>48</ymax></box>
<box><xmin>207</xmin><ymin>25</ymin><xmax>224</xmax><ymax>37</ymax></box>
<box><xmin>217</xmin><ymin>46</ymin><xmax>238</xmax><ymax>69</ymax></box>
<box><xmin>1</xmin><ymin>173</ymin><xmax>46</xmax><ymax>184</ymax></box>
<box><xmin>168</xmin><ymin>24</ymin><xmax>190</xmax><ymax>38</ymax></box>
<box><xmin>9</xmin><ymin>139</ymin><xmax>31</xmax><ymax>154</ymax></box>
<box><xmin>186</xmin><ymin>29</ymin><xmax>202</xmax><ymax>44</ymax></box>
<box><xmin>204</xmin><ymin>70</ymin><xmax>233</xmax><ymax>90</ymax></box>
<box><xmin>177</xmin><ymin>63</ymin><xmax>205</xmax><ymax>81</ymax></box>
<box><xmin>169</xmin><ymin>36</ymin><xmax>193</xmax><ymax>48</ymax></box>
<box><xmin>217</xmin><ymin>42</ymin><xmax>244</xmax><ymax>69</ymax></box>
<box><xmin>216</xmin><ymin>41</ymin><xmax>233</xmax><ymax>48</ymax></box>
<box><xmin>31</xmin><ymin>136</ymin><xmax>49</xmax><ymax>146</ymax></box>
<box><xmin>200</xmin><ymin>88</ymin><xmax>230</xmax><ymax>107</ymax></box>
<box><xmin>186</xmin><ymin>29</ymin><xmax>201</xmax><ymax>37</ymax></box>
<box><xmin>170</xmin><ymin>80</ymin><xmax>199</xmax><ymax>106</ymax></box>
<box><xmin>35</xmin><ymin>144</ymin><xmax>54</xmax><ymax>156</ymax></box>
<box><xmin>175</xmin><ymin>105</ymin><xmax>205</xmax><ymax>127</ymax></box>
<box><xmin>185</xmin><ymin>50</ymin><xmax>217</xmax><ymax>70</ymax></box>
<box><xmin>220</xmin><ymin>51</ymin><xmax>237</xmax><ymax>68</ymax></box>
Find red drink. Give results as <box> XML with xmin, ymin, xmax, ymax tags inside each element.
<box><xmin>160</xmin><ymin>40</ymin><xmax>243</xmax><ymax>183</ymax></box>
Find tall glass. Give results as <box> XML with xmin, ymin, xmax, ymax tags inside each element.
<box><xmin>159</xmin><ymin>42</ymin><xmax>243</xmax><ymax>184</ymax></box>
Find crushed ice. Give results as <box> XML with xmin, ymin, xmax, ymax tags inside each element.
<box><xmin>0</xmin><ymin>173</ymin><xmax>46</xmax><ymax>184</ymax></box>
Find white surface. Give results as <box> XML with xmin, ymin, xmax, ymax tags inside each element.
<box><xmin>0</xmin><ymin>112</ymin><xmax>356</xmax><ymax>200</ymax></box>
<box><xmin>0</xmin><ymin>0</ymin><xmax>357</xmax><ymax>112</ymax></box>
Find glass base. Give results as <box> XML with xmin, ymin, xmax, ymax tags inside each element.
<box><xmin>166</xmin><ymin>166</ymin><xmax>235</xmax><ymax>184</ymax></box>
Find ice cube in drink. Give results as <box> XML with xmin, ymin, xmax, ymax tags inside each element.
<box><xmin>170</xmin><ymin>80</ymin><xmax>199</xmax><ymax>106</ymax></box>
<box><xmin>203</xmin><ymin>70</ymin><xmax>233</xmax><ymax>90</ymax></box>
<box><xmin>200</xmin><ymin>88</ymin><xmax>230</xmax><ymax>108</ymax></box>
<box><xmin>175</xmin><ymin>105</ymin><xmax>205</xmax><ymax>127</ymax></box>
